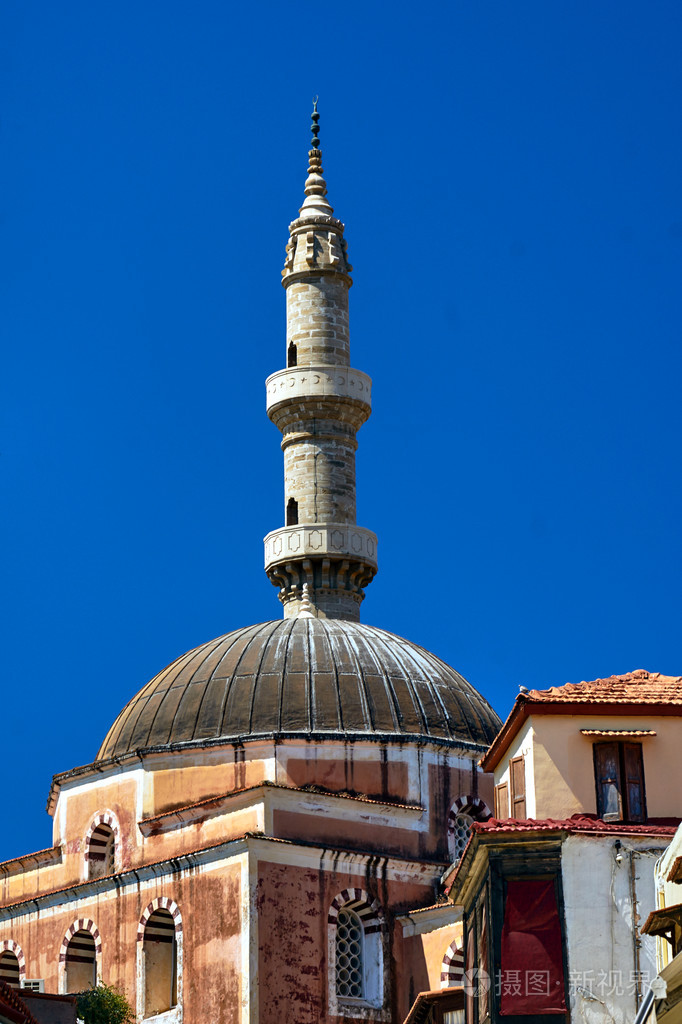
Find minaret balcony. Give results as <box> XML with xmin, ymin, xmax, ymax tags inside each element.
<box><xmin>266</xmin><ymin>366</ymin><xmax>372</xmax><ymax>427</ymax></box>
<box><xmin>264</xmin><ymin>524</ymin><xmax>378</xmax><ymax>573</ymax></box>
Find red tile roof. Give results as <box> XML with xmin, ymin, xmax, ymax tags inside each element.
<box><xmin>0</xmin><ymin>983</ymin><xmax>40</xmax><ymax>1024</ymax></box>
<box><xmin>472</xmin><ymin>814</ymin><xmax>679</xmax><ymax>837</ymax></box>
<box><xmin>444</xmin><ymin>815</ymin><xmax>679</xmax><ymax>895</ymax></box>
<box><xmin>526</xmin><ymin>670</ymin><xmax>682</xmax><ymax>704</ymax></box>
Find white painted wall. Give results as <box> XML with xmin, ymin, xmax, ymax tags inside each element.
<box><xmin>494</xmin><ymin>720</ymin><xmax>535</xmax><ymax>818</ymax></box>
<box><xmin>562</xmin><ymin>834</ymin><xmax>667</xmax><ymax>1024</ymax></box>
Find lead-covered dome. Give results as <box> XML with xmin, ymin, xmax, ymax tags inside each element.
<box><xmin>97</xmin><ymin>619</ymin><xmax>501</xmax><ymax>760</ymax></box>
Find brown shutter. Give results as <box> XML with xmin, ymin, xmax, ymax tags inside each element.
<box><xmin>594</xmin><ymin>742</ymin><xmax>623</xmax><ymax>821</ymax></box>
<box><xmin>494</xmin><ymin>782</ymin><xmax>509</xmax><ymax>819</ymax></box>
<box><xmin>509</xmin><ymin>756</ymin><xmax>526</xmax><ymax>819</ymax></box>
<box><xmin>623</xmin><ymin>743</ymin><xmax>646</xmax><ymax>822</ymax></box>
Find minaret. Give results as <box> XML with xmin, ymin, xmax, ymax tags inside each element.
<box><xmin>264</xmin><ymin>102</ymin><xmax>377</xmax><ymax>621</ymax></box>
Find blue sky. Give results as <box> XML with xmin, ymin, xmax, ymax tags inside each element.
<box><xmin>2</xmin><ymin>1</ymin><xmax>680</xmax><ymax>860</ymax></box>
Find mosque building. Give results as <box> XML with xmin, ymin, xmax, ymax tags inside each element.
<box><xmin>0</xmin><ymin>107</ymin><xmax>502</xmax><ymax>1024</ymax></box>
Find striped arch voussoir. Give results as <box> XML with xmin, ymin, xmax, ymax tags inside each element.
<box><xmin>0</xmin><ymin>940</ymin><xmax>26</xmax><ymax>978</ymax></box>
<box><xmin>327</xmin><ymin>888</ymin><xmax>384</xmax><ymax>935</ymax></box>
<box><xmin>84</xmin><ymin>810</ymin><xmax>120</xmax><ymax>861</ymax></box>
<box><xmin>440</xmin><ymin>941</ymin><xmax>464</xmax><ymax>989</ymax></box>
<box><xmin>137</xmin><ymin>897</ymin><xmax>183</xmax><ymax>942</ymax></box>
<box><xmin>447</xmin><ymin>796</ymin><xmax>491</xmax><ymax>823</ymax></box>
<box><xmin>59</xmin><ymin>920</ymin><xmax>102</xmax><ymax>963</ymax></box>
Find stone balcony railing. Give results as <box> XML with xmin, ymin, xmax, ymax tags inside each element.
<box><xmin>264</xmin><ymin>524</ymin><xmax>378</xmax><ymax>573</ymax></box>
<box><xmin>265</xmin><ymin>366</ymin><xmax>372</xmax><ymax>418</ymax></box>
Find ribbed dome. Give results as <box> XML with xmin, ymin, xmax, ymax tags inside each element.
<box><xmin>97</xmin><ymin>619</ymin><xmax>502</xmax><ymax>760</ymax></box>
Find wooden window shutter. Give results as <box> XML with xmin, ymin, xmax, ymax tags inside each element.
<box><xmin>623</xmin><ymin>743</ymin><xmax>646</xmax><ymax>822</ymax></box>
<box><xmin>509</xmin><ymin>756</ymin><xmax>526</xmax><ymax>818</ymax></box>
<box><xmin>594</xmin><ymin>742</ymin><xmax>623</xmax><ymax>821</ymax></box>
<box><xmin>494</xmin><ymin>782</ymin><xmax>509</xmax><ymax>819</ymax></box>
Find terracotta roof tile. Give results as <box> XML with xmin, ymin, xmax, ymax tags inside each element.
<box><xmin>0</xmin><ymin>983</ymin><xmax>40</xmax><ymax>1024</ymax></box>
<box><xmin>472</xmin><ymin>814</ymin><xmax>679</xmax><ymax>837</ymax></box>
<box><xmin>527</xmin><ymin>669</ymin><xmax>682</xmax><ymax>704</ymax></box>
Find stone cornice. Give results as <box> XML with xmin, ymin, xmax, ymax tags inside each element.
<box><xmin>0</xmin><ymin>834</ymin><xmax>446</xmax><ymax>921</ymax></box>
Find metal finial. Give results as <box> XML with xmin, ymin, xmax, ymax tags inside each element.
<box><xmin>311</xmin><ymin>97</ymin><xmax>320</xmax><ymax>150</ymax></box>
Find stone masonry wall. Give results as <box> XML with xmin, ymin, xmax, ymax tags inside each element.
<box><xmin>283</xmin><ymin>432</ymin><xmax>357</xmax><ymax>523</ymax></box>
<box><xmin>286</xmin><ymin>278</ymin><xmax>350</xmax><ymax>366</ymax></box>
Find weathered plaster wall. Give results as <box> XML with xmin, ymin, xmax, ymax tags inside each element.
<box><xmin>152</xmin><ymin>757</ymin><xmax>268</xmax><ymax>813</ymax></box>
<box><xmin>142</xmin><ymin>804</ymin><xmax>263</xmax><ymax>861</ymax></box>
<box><xmin>0</xmin><ymin>852</ymin><xmax>244</xmax><ymax>1023</ymax></box>
<box><xmin>273</xmin><ymin>810</ymin><xmax>421</xmax><ymax>859</ymax></box>
<box><xmin>255</xmin><ymin>855</ymin><xmax>437</xmax><ymax>1024</ymax></box>
<box><xmin>562</xmin><ymin>834</ymin><xmax>665</xmax><ymax>1024</ymax></box>
<box><xmin>285</xmin><ymin>755</ymin><xmax>408</xmax><ymax>802</ymax></box>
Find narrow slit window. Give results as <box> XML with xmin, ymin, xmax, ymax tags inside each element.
<box><xmin>286</xmin><ymin>498</ymin><xmax>298</xmax><ymax>526</ymax></box>
<box><xmin>287</xmin><ymin>342</ymin><xmax>297</xmax><ymax>367</ymax></box>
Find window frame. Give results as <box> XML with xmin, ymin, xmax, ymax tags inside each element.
<box><xmin>593</xmin><ymin>741</ymin><xmax>646</xmax><ymax>823</ymax></box>
<box><xmin>327</xmin><ymin>890</ymin><xmax>387</xmax><ymax>1018</ymax></box>
<box><xmin>143</xmin><ymin>908</ymin><xmax>178</xmax><ymax>1018</ymax></box>
<box><xmin>136</xmin><ymin>897</ymin><xmax>183</xmax><ymax>1023</ymax></box>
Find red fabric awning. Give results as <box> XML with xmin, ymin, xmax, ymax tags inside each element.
<box><xmin>500</xmin><ymin>879</ymin><xmax>566</xmax><ymax>1015</ymax></box>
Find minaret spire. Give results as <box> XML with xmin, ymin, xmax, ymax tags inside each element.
<box><xmin>300</xmin><ymin>97</ymin><xmax>334</xmax><ymax>217</ymax></box>
<box><xmin>264</xmin><ymin>102</ymin><xmax>377</xmax><ymax>621</ymax></box>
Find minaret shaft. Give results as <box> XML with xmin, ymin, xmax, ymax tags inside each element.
<box><xmin>286</xmin><ymin>277</ymin><xmax>350</xmax><ymax>366</ymax></box>
<box><xmin>264</xmin><ymin>108</ymin><xmax>377</xmax><ymax>621</ymax></box>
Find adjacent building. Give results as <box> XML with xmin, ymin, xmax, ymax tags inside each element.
<box><xmin>639</xmin><ymin>822</ymin><xmax>682</xmax><ymax>1024</ymax></box>
<box><xmin>444</xmin><ymin>670</ymin><xmax>682</xmax><ymax>1024</ymax></box>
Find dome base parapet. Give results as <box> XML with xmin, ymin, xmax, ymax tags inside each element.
<box><xmin>264</xmin><ymin>524</ymin><xmax>377</xmax><ymax>572</ymax></box>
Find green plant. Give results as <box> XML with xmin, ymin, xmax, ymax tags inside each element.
<box><xmin>75</xmin><ymin>984</ymin><xmax>135</xmax><ymax>1024</ymax></box>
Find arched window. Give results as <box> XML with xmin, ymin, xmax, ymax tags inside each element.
<box><xmin>143</xmin><ymin>909</ymin><xmax>178</xmax><ymax>1018</ymax></box>
<box><xmin>65</xmin><ymin>930</ymin><xmax>96</xmax><ymax>992</ymax></box>
<box><xmin>441</xmin><ymin>940</ymin><xmax>464</xmax><ymax>989</ymax></box>
<box><xmin>87</xmin><ymin>823</ymin><xmax>115</xmax><ymax>879</ymax></box>
<box><xmin>336</xmin><ymin>907</ymin><xmax>364</xmax><ymax>998</ymax></box>
<box><xmin>0</xmin><ymin>950</ymin><xmax>20</xmax><ymax>988</ymax></box>
<box><xmin>84</xmin><ymin>812</ymin><xmax>119</xmax><ymax>880</ymax></box>
<box><xmin>447</xmin><ymin>797</ymin><xmax>491</xmax><ymax>864</ymax></box>
<box><xmin>329</xmin><ymin>889</ymin><xmax>384</xmax><ymax>1011</ymax></box>
<box><xmin>286</xmin><ymin>498</ymin><xmax>298</xmax><ymax>526</ymax></box>
<box><xmin>287</xmin><ymin>341</ymin><xmax>297</xmax><ymax>367</ymax></box>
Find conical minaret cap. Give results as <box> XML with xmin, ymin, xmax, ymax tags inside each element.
<box><xmin>299</xmin><ymin>98</ymin><xmax>334</xmax><ymax>219</ymax></box>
